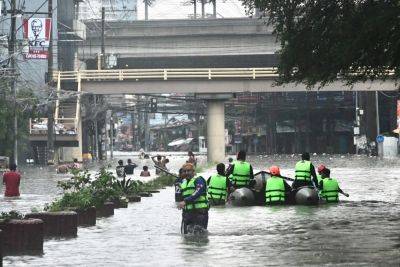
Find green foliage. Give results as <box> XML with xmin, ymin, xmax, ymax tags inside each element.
<box><xmin>45</xmin><ymin>167</ymin><xmax>176</xmax><ymax>211</ymax></box>
<box><xmin>45</xmin><ymin>188</ymin><xmax>94</xmax><ymax>212</ymax></box>
<box><xmin>0</xmin><ymin>210</ymin><xmax>24</xmax><ymax>222</ymax></box>
<box><xmin>0</xmin><ymin>84</ymin><xmax>38</xmax><ymax>156</ymax></box>
<box><xmin>113</xmin><ymin>177</ymin><xmax>140</xmax><ymax>195</ymax></box>
<box><xmin>240</xmin><ymin>0</ymin><xmax>400</xmax><ymax>86</ymax></box>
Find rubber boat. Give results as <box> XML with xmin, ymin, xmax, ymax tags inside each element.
<box><xmin>228</xmin><ymin>186</ymin><xmax>320</xmax><ymax>206</ymax></box>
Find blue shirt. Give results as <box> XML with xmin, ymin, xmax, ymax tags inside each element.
<box><xmin>183</xmin><ymin>176</ymin><xmax>207</xmax><ymax>203</ymax></box>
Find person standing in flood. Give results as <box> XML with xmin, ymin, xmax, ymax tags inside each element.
<box><xmin>124</xmin><ymin>159</ymin><xmax>138</xmax><ymax>175</ymax></box>
<box><xmin>187</xmin><ymin>151</ymin><xmax>197</xmax><ymax>167</ymax></box>
<box><xmin>2</xmin><ymin>163</ymin><xmax>21</xmax><ymax>197</ymax></box>
<box><xmin>226</xmin><ymin>150</ymin><xmax>254</xmax><ymax>189</ymax></box>
<box><xmin>152</xmin><ymin>155</ymin><xmax>168</xmax><ymax>175</ymax></box>
<box><xmin>116</xmin><ymin>160</ymin><xmax>126</xmax><ymax>178</ymax></box>
<box><xmin>178</xmin><ymin>163</ymin><xmax>209</xmax><ymax>234</ymax></box>
<box><xmin>293</xmin><ymin>152</ymin><xmax>318</xmax><ymax>190</ymax></box>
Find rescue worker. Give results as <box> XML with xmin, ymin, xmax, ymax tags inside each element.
<box><xmin>292</xmin><ymin>152</ymin><xmax>318</xmax><ymax>190</ymax></box>
<box><xmin>207</xmin><ymin>163</ymin><xmax>233</xmax><ymax>206</ymax></box>
<box><xmin>226</xmin><ymin>150</ymin><xmax>254</xmax><ymax>189</ymax></box>
<box><xmin>178</xmin><ymin>163</ymin><xmax>209</xmax><ymax>234</ymax></box>
<box><xmin>265</xmin><ymin>166</ymin><xmax>292</xmax><ymax>205</ymax></box>
<box><xmin>317</xmin><ymin>164</ymin><xmax>326</xmax><ymax>184</ymax></box>
<box><xmin>318</xmin><ymin>168</ymin><xmax>349</xmax><ymax>203</ymax></box>
<box><xmin>116</xmin><ymin>160</ymin><xmax>125</xmax><ymax>178</ymax></box>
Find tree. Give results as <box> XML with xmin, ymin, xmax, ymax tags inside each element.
<box><xmin>240</xmin><ymin>0</ymin><xmax>400</xmax><ymax>86</ymax></box>
<box><xmin>0</xmin><ymin>80</ymin><xmax>38</xmax><ymax>158</ymax></box>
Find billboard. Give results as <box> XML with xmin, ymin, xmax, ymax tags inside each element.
<box><xmin>23</xmin><ymin>18</ymin><xmax>52</xmax><ymax>59</ymax></box>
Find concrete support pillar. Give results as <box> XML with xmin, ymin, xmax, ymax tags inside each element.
<box><xmin>207</xmin><ymin>100</ymin><xmax>225</xmax><ymax>163</ymax></box>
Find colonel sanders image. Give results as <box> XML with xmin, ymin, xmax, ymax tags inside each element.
<box><xmin>31</xmin><ymin>19</ymin><xmax>43</xmax><ymax>40</ymax></box>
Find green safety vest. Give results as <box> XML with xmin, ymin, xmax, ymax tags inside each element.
<box><xmin>231</xmin><ymin>161</ymin><xmax>251</xmax><ymax>187</ymax></box>
<box><xmin>295</xmin><ymin>160</ymin><xmax>312</xmax><ymax>181</ymax></box>
<box><xmin>207</xmin><ymin>174</ymin><xmax>227</xmax><ymax>201</ymax></box>
<box><xmin>317</xmin><ymin>174</ymin><xmax>323</xmax><ymax>184</ymax></box>
<box><xmin>321</xmin><ymin>178</ymin><xmax>339</xmax><ymax>203</ymax></box>
<box><xmin>265</xmin><ymin>176</ymin><xmax>286</xmax><ymax>204</ymax></box>
<box><xmin>180</xmin><ymin>177</ymin><xmax>209</xmax><ymax>211</ymax></box>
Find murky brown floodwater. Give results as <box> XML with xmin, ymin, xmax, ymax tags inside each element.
<box><xmin>1</xmin><ymin>153</ymin><xmax>399</xmax><ymax>266</ymax></box>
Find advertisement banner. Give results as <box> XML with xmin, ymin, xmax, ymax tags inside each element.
<box><xmin>23</xmin><ymin>18</ymin><xmax>52</xmax><ymax>59</ymax></box>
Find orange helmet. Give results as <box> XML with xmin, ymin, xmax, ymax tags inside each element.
<box><xmin>269</xmin><ymin>166</ymin><xmax>281</xmax><ymax>176</ymax></box>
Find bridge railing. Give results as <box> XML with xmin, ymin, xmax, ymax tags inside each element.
<box><xmin>55</xmin><ymin>67</ymin><xmax>279</xmax><ymax>82</ymax></box>
<box><xmin>29</xmin><ymin>118</ymin><xmax>78</xmax><ymax>136</ymax></box>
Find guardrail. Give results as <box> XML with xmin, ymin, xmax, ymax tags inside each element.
<box><xmin>54</xmin><ymin>67</ymin><xmax>279</xmax><ymax>82</ymax></box>
<box><xmin>29</xmin><ymin>118</ymin><xmax>77</xmax><ymax>136</ymax></box>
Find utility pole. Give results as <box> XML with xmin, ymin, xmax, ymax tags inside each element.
<box><xmin>144</xmin><ymin>0</ymin><xmax>149</xmax><ymax>20</ymax></box>
<box><xmin>101</xmin><ymin>7</ymin><xmax>106</xmax><ymax>69</ymax></box>
<box><xmin>193</xmin><ymin>0</ymin><xmax>197</xmax><ymax>19</ymax></box>
<box><xmin>144</xmin><ymin>99</ymin><xmax>149</xmax><ymax>151</ymax></box>
<box><xmin>375</xmin><ymin>91</ymin><xmax>380</xmax><ymax>136</ymax></box>
<box><xmin>201</xmin><ymin>0</ymin><xmax>205</xmax><ymax>18</ymax></box>
<box><xmin>47</xmin><ymin>0</ymin><xmax>55</xmax><ymax>164</ymax></box>
<box><xmin>93</xmin><ymin>96</ymin><xmax>99</xmax><ymax>160</ymax></box>
<box><xmin>9</xmin><ymin>0</ymin><xmax>18</xmax><ymax>164</ymax></box>
<box><xmin>110</xmin><ymin>113</ymin><xmax>114</xmax><ymax>159</ymax></box>
<box><xmin>212</xmin><ymin>0</ymin><xmax>216</xmax><ymax>18</ymax></box>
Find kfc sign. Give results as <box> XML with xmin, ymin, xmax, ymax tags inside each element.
<box><xmin>23</xmin><ymin>18</ymin><xmax>52</xmax><ymax>59</ymax></box>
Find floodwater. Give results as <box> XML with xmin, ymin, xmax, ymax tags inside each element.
<box><xmin>1</xmin><ymin>153</ymin><xmax>399</xmax><ymax>266</ymax></box>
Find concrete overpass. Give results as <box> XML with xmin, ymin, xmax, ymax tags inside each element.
<box><xmin>79</xmin><ymin>18</ymin><xmax>279</xmax><ymax>69</ymax></box>
<box><xmin>56</xmin><ymin>67</ymin><xmax>397</xmax><ymax>162</ymax></box>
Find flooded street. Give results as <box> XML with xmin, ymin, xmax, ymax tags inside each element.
<box><xmin>1</xmin><ymin>154</ymin><xmax>400</xmax><ymax>266</ymax></box>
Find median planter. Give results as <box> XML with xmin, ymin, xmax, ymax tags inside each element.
<box><xmin>0</xmin><ymin>219</ymin><xmax>43</xmax><ymax>255</ymax></box>
<box><xmin>139</xmin><ymin>192</ymin><xmax>153</xmax><ymax>197</ymax></box>
<box><xmin>96</xmin><ymin>202</ymin><xmax>114</xmax><ymax>218</ymax></box>
<box><xmin>127</xmin><ymin>195</ymin><xmax>141</xmax><ymax>202</ymax></box>
<box><xmin>111</xmin><ymin>198</ymin><xmax>128</xmax><ymax>209</ymax></box>
<box><xmin>69</xmin><ymin>207</ymin><xmax>96</xmax><ymax>227</ymax></box>
<box><xmin>25</xmin><ymin>212</ymin><xmax>78</xmax><ymax>238</ymax></box>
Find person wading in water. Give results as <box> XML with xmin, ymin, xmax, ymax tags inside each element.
<box><xmin>178</xmin><ymin>163</ymin><xmax>209</xmax><ymax>234</ymax></box>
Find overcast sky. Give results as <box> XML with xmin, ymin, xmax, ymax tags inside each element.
<box><xmin>136</xmin><ymin>0</ymin><xmax>248</xmax><ymax>20</ymax></box>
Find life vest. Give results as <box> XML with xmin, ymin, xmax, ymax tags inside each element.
<box><xmin>295</xmin><ymin>160</ymin><xmax>311</xmax><ymax>181</ymax></box>
<box><xmin>231</xmin><ymin>161</ymin><xmax>251</xmax><ymax>187</ymax></box>
<box><xmin>207</xmin><ymin>174</ymin><xmax>227</xmax><ymax>201</ymax></box>
<box><xmin>265</xmin><ymin>176</ymin><xmax>286</xmax><ymax>204</ymax></box>
<box><xmin>180</xmin><ymin>177</ymin><xmax>209</xmax><ymax>211</ymax></box>
<box><xmin>321</xmin><ymin>178</ymin><xmax>339</xmax><ymax>203</ymax></box>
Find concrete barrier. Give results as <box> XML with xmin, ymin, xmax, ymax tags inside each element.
<box><xmin>69</xmin><ymin>207</ymin><xmax>96</xmax><ymax>226</ymax></box>
<box><xmin>0</xmin><ymin>219</ymin><xmax>44</xmax><ymax>255</ymax></box>
<box><xmin>96</xmin><ymin>202</ymin><xmax>115</xmax><ymax>217</ymax></box>
<box><xmin>25</xmin><ymin>212</ymin><xmax>78</xmax><ymax>238</ymax></box>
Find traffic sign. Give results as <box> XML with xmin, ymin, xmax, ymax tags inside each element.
<box><xmin>376</xmin><ymin>135</ymin><xmax>384</xmax><ymax>143</ymax></box>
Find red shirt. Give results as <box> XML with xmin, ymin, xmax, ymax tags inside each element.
<box><xmin>3</xmin><ymin>171</ymin><xmax>21</xmax><ymax>197</ymax></box>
